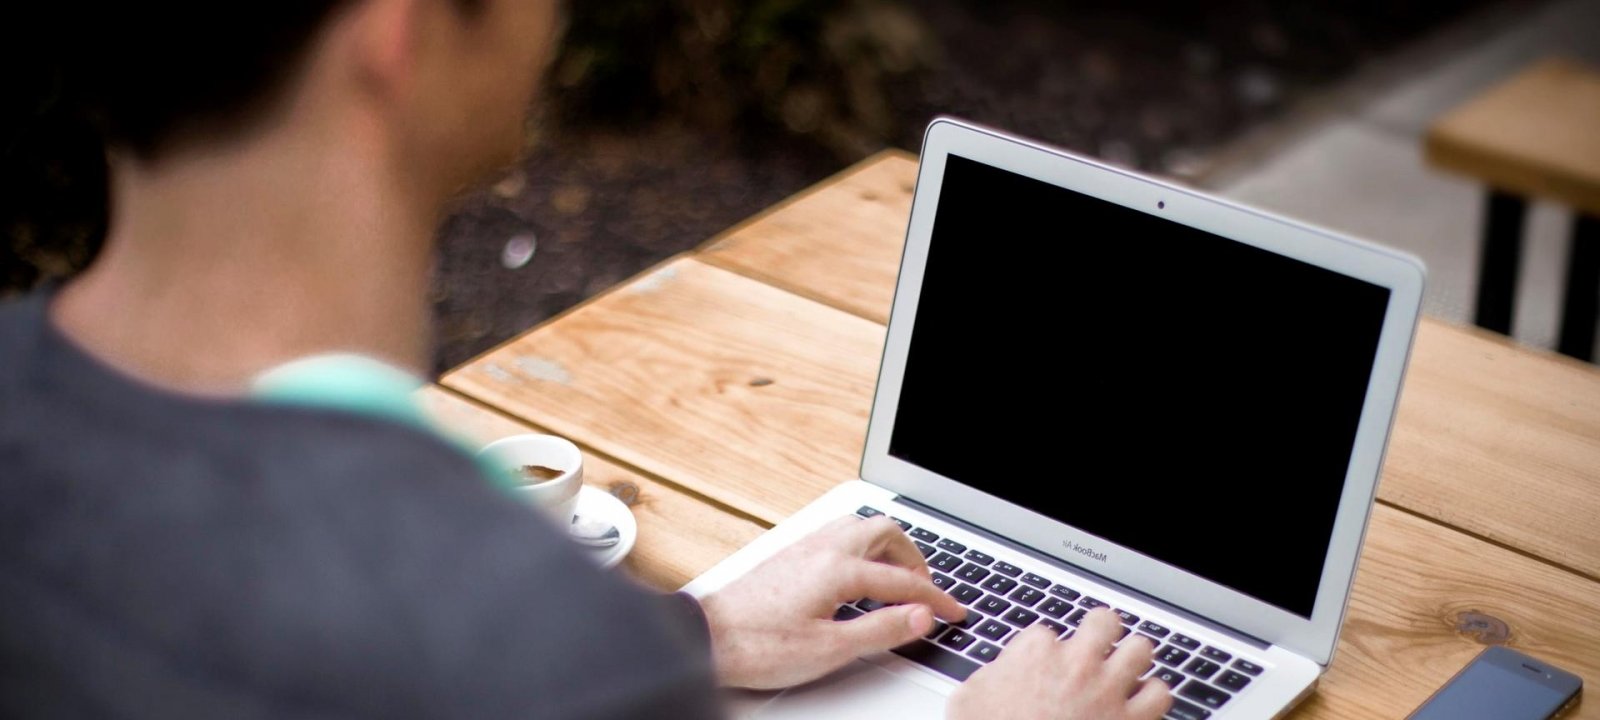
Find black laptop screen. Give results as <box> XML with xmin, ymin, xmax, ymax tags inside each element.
<box><xmin>887</xmin><ymin>154</ymin><xmax>1391</xmax><ymax>617</ymax></box>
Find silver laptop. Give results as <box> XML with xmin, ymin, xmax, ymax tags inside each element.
<box><xmin>682</xmin><ymin>118</ymin><xmax>1426</xmax><ymax>720</ymax></box>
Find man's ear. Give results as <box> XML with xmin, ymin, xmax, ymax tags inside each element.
<box><xmin>346</xmin><ymin>0</ymin><xmax>421</xmax><ymax>105</ymax></box>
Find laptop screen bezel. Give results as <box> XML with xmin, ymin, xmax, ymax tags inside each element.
<box><xmin>860</xmin><ymin>118</ymin><xmax>1426</xmax><ymax>666</ymax></box>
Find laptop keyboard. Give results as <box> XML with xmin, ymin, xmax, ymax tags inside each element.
<box><xmin>847</xmin><ymin>506</ymin><xmax>1269</xmax><ymax>720</ymax></box>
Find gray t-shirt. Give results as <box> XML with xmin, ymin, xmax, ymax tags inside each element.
<box><xmin>0</xmin><ymin>291</ymin><xmax>722</xmax><ymax>719</ymax></box>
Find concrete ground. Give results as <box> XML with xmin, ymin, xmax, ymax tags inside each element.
<box><xmin>1205</xmin><ymin>0</ymin><xmax>1600</xmax><ymax>356</ymax></box>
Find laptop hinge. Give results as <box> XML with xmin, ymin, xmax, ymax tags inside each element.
<box><xmin>891</xmin><ymin>493</ymin><xmax>1272</xmax><ymax>651</ymax></box>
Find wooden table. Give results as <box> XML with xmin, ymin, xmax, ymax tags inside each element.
<box><xmin>424</xmin><ymin>151</ymin><xmax>1600</xmax><ymax>719</ymax></box>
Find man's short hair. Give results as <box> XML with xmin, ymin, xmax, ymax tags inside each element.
<box><xmin>66</xmin><ymin>1</ymin><xmax>477</xmax><ymax>160</ymax></box>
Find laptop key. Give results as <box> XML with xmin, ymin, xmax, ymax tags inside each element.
<box><xmin>855</xmin><ymin>506</ymin><xmax>883</xmax><ymax>519</ymax></box>
<box><xmin>1184</xmin><ymin>658</ymin><xmax>1221</xmax><ymax>680</ymax></box>
<box><xmin>1020</xmin><ymin>572</ymin><xmax>1051</xmax><ymax>589</ymax></box>
<box><xmin>914</xmin><ymin>541</ymin><xmax>937</xmax><ymax>559</ymax></box>
<box><xmin>1010</xmin><ymin>586</ymin><xmax>1045</xmax><ymax>607</ymax></box>
<box><xmin>1078</xmin><ymin>596</ymin><xmax>1107</xmax><ymax>610</ymax></box>
<box><xmin>1152</xmin><ymin>667</ymin><xmax>1185</xmax><ymax>688</ymax></box>
<box><xmin>888</xmin><ymin>517</ymin><xmax>913</xmax><ymax>532</ymax></box>
<box><xmin>1232</xmin><ymin>659</ymin><xmax>1264</xmax><ymax>676</ymax></box>
<box><xmin>1002</xmin><ymin>607</ymin><xmax>1040</xmax><ymax>628</ymax></box>
<box><xmin>937</xmin><ymin>538</ymin><xmax>967</xmax><ymax>554</ymax></box>
<box><xmin>1066</xmin><ymin>608</ymin><xmax>1089</xmax><ymax>626</ymax></box>
<box><xmin>1156</xmin><ymin>646</ymin><xmax>1192</xmax><ymax>667</ymax></box>
<box><xmin>1040</xmin><ymin>619</ymin><xmax>1071</xmax><ymax>636</ymax></box>
<box><xmin>1048</xmin><ymin>584</ymin><xmax>1081</xmax><ymax>602</ymax></box>
<box><xmin>968</xmin><ymin>641</ymin><xmax>1002</xmax><ymax>663</ymax></box>
<box><xmin>976</xmin><ymin>595</ymin><xmax>1013</xmax><ymax>617</ymax></box>
<box><xmin>1039</xmin><ymin>598</ymin><xmax>1072</xmax><ymax>618</ymax></box>
<box><xmin>1164</xmin><ymin>697</ymin><xmax>1213</xmax><ymax>720</ymax></box>
<box><xmin>949</xmin><ymin>583</ymin><xmax>984</xmax><ymax>605</ymax></box>
<box><xmin>856</xmin><ymin>598</ymin><xmax>889</xmax><ymax>612</ymax></box>
<box><xmin>1137</xmin><ymin>621</ymin><xmax>1171</xmax><ymax>638</ymax></box>
<box><xmin>1114</xmin><ymin>609</ymin><xmax>1139</xmax><ymax>626</ymax></box>
<box><xmin>931</xmin><ymin>552</ymin><xmax>963</xmax><ymax>572</ymax></box>
<box><xmin>925</xmin><ymin>620</ymin><xmax>949</xmax><ymax>640</ymax></box>
<box><xmin>1200</xmin><ymin>646</ymin><xmax>1232</xmax><ymax>663</ymax></box>
<box><xmin>1178</xmin><ymin>680</ymin><xmax>1232</xmax><ymax>709</ymax></box>
<box><xmin>891</xmin><ymin>640</ymin><xmax>981</xmax><ymax>682</ymax></box>
<box><xmin>930</xmin><ymin>572</ymin><xmax>956</xmax><ymax>592</ymax></box>
<box><xmin>938</xmin><ymin>629</ymin><xmax>978</xmax><ymax>651</ymax></box>
<box><xmin>833</xmin><ymin>605</ymin><xmax>863</xmax><ymax>621</ymax></box>
<box><xmin>975</xmin><ymin>619</ymin><xmax>1010</xmax><ymax>641</ymax></box>
<box><xmin>1216</xmin><ymin>670</ymin><xmax>1251</xmax><ymax>692</ymax></box>
<box><xmin>956</xmin><ymin>609</ymin><xmax>983</xmax><ymax>629</ymax></box>
<box><xmin>909</xmin><ymin>527</ymin><xmax>940</xmax><ymax>543</ymax></box>
<box><xmin>981</xmin><ymin>576</ymin><xmax>1019</xmax><ymax>594</ymax></box>
<box><xmin>1170</xmin><ymin>633</ymin><xmax>1201</xmax><ymax>650</ymax></box>
<box><xmin>991</xmin><ymin>561</ymin><xmax>1022</xmax><ymax>577</ymax></box>
<box><xmin>956</xmin><ymin>563</ymin><xmax>991</xmax><ymax>583</ymax></box>
<box><xmin>963</xmin><ymin>549</ymin><xmax>995</xmax><ymax>566</ymax></box>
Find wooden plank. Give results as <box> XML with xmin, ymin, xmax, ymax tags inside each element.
<box><xmin>416</xmin><ymin>386</ymin><xmax>767</xmax><ymax>591</ymax></box>
<box><xmin>1301</xmin><ymin>504</ymin><xmax>1600</xmax><ymax>719</ymax></box>
<box><xmin>1425</xmin><ymin>58</ymin><xmax>1600</xmax><ymax>217</ymax></box>
<box><xmin>691</xmin><ymin>153</ymin><xmax>1600</xmax><ymax>578</ymax></box>
<box><xmin>1386</xmin><ymin>321</ymin><xmax>1600</xmax><ymax>580</ymax></box>
<box><xmin>700</xmin><ymin>150</ymin><xmax>917</xmax><ymax>325</ymax></box>
<box><xmin>440</xmin><ymin>259</ymin><xmax>886</xmax><ymax>526</ymax></box>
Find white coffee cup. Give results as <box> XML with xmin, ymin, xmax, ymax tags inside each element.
<box><xmin>478</xmin><ymin>434</ymin><xmax>584</xmax><ymax>524</ymax></box>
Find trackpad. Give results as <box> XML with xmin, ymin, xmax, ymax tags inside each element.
<box><xmin>751</xmin><ymin>660</ymin><xmax>948</xmax><ymax>720</ymax></box>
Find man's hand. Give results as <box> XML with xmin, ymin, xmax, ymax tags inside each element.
<box><xmin>949</xmin><ymin>608</ymin><xmax>1173</xmax><ymax>720</ymax></box>
<box><xmin>699</xmin><ymin>515</ymin><xmax>969</xmax><ymax>689</ymax></box>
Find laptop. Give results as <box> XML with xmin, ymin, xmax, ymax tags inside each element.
<box><xmin>682</xmin><ymin>118</ymin><xmax>1426</xmax><ymax>720</ymax></box>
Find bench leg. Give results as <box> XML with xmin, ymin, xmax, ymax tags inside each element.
<box><xmin>1475</xmin><ymin>190</ymin><xmax>1526</xmax><ymax>336</ymax></box>
<box><xmin>1557</xmin><ymin>214</ymin><xmax>1598</xmax><ymax>362</ymax></box>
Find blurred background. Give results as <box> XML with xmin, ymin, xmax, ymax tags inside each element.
<box><xmin>5</xmin><ymin>0</ymin><xmax>1597</xmax><ymax>371</ymax></box>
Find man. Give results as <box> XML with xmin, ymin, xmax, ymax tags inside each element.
<box><xmin>0</xmin><ymin>1</ymin><xmax>1169</xmax><ymax>718</ymax></box>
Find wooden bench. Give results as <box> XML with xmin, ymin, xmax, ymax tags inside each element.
<box><xmin>431</xmin><ymin>151</ymin><xmax>1600</xmax><ymax>718</ymax></box>
<box><xmin>1426</xmin><ymin>58</ymin><xmax>1600</xmax><ymax>361</ymax></box>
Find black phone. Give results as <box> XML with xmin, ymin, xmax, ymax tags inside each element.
<box><xmin>1407</xmin><ymin>646</ymin><xmax>1583</xmax><ymax>720</ymax></box>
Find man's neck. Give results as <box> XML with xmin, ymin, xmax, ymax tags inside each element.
<box><xmin>51</xmin><ymin>129</ymin><xmax>441</xmax><ymax>396</ymax></box>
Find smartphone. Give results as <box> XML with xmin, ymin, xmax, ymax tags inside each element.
<box><xmin>1408</xmin><ymin>646</ymin><xmax>1583</xmax><ymax>720</ymax></box>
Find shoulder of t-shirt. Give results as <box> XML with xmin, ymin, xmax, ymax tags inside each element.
<box><xmin>234</xmin><ymin>405</ymin><xmax>510</xmax><ymax>520</ymax></box>
<box><xmin>245</xmin><ymin>412</ymin><xmax>721</xmax><ymax>717</ymax></box>
<box><xmin>0</xmin><ymin>293</ymin><xmax>44</xmax><ymax>370</ymax></box>
<box><xmin>0</xmin><ymin>294</ymin><xmax>47</xmax><ymax>410</ymax></box>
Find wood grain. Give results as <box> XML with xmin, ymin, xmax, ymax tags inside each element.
<box><xmin>1426</xmin><ymin>58</ymin><xmax>1600</xmax><ymax>216</ymax></box>
<box><xmin>690</xmin><ymin>152</ymin><xmax>1600</xmax><ymax>577</ymax></box>
<box><xmin>1387</xmin><ymin>321</ymin><xmax>1600</xmax><ymax>580</ymax></box>
<box><xmin>700</xmin><ymin>150</ymin><xmax>917</xmax><ymax>325</ymax></box>
<box><xmin>416</xmin><ymin>386</ymin><xmax>767</xmax><ymax>590</ymax></box>
<box><xmin>1302</xmin><ymin>504</ymin><xmax>1600</xmax><ymax>719</ymax></box>
<box><xmin>440</xmin><ymin>259</ymin><xmax>886</xmax><ymax>525</ymax></box>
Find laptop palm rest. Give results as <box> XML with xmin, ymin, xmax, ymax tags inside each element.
<box><xmin>743</xmin><ymin>660</ymin><xmax>947</xmax><ymax>720</ymax></box>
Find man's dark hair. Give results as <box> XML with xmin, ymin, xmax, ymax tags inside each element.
<box><xmin>63</xmin><ymin>4</ymin><xmax>358</xmax><ymax>160</ymax></box>
<box><xmin>1</xmin><ymin>1</ymin><xmax>485</xmax><ymax>295</ymax></box>
<box><xmin>61</xmin><ymin>1</ymin><xmax>479</xmax><ymax>161</ymax></box>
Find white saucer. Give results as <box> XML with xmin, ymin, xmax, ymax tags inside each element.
<box><xmin>570</xmin><ymin>485</ymin><xmax>637</xmax><ymax>568</ymax></box>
